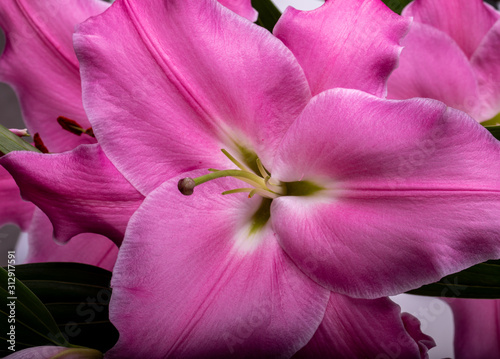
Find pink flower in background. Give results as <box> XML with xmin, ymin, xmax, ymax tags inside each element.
<box><xmin>387</xmin><ymin>0</ymin><xmax>500</xmax><ymax>124</ymax></box>
<box><xmin>0</xmin><ymin>0</ymin><xmax>121</xmax><ymax>270</ymax></box>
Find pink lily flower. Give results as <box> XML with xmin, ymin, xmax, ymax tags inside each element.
<box><xmin>386</xmin><ymin>0</ymin><xmax>500</xmax><ymax>356</ymax></box>
<box><xmin>387</xmin><ymin>0</ymin><xmax>500</xmax><ymax>124</ymax></box>
<box><xmin>0</xmin><ymin>0</ymin><xmax>124</xmax><ymax>270</ymax></box>
<box><xmin>2</xmin><ymin>0</ymin><xmax>500</xmax><ymax>356</ymax></box>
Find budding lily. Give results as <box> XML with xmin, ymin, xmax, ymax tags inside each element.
<box><xmin>9</xmin><ymin>128</ymin><xmax>29</xmax><ymax>137</ymax></box>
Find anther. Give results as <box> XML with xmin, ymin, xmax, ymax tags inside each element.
<box><xmin>57</xmin><ymin>116</ymin><xmax>95</xmax><ymax>138</ymax></box>
<box><xmin>178</xmin><ymin>178</ymin><xmax>196</xmax><ymax>196</ymax></box>
<box><xmin>33</xmin><ymin>133</ymin><xmax>49</xmax><ymax>153</ymax></box>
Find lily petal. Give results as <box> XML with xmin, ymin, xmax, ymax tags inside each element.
<box><xmin>293</xmin><ymin>295</ymin><xmax>435</xmax><ymax>359</ymax></box>
<box><xmin>274</xmin><ymin>0</ymin><xmax>410</xmax><ymax>97</ymax></box>
<box><xmin>0</xmin><ymin>166</ymin><xmax>34</xmax><ymax>230</ymax></box>
<box><xmin>272</xmin><ymin>89</ymin><xmax>500</xmax><ymax>298</ymax></box>
<box><xmin>218</xmin><ymin>0</ymin><xmax>258</xmax><ymax>21</ymax></box>
<box><xmin>0</xmin><ymin>0</ymin><xmax>108</xmax><ymax>152</ymax></box>
<box><xmin>74</xmin><ymin>0</ymin><xmax>311</xmax><ymax>196</ymax></box>
<box><xmin>25</xmin><ymin>210</ymin><xmax>117</xmax><ymax>271</ymax></box>
<box><xmin>387</xmin><ymin>22</ymin><xmax>482</xmax><ymax>120</ymax></box>
<box><xmin>403</xmin><ymin>0</ymin><xmax>499</xmax><ymax>58</ymax></box>
<box><xmin>108</xmin><ymin>173</ymin><xmax>329</xmax><ymax>358</ymax></box>
<box><xmin>0</xmin><ymin>144</ymin><xmax>144</xmax><ymax>245</ymax></box>
<box><xmin>471</xmin><ymin>20</ymin><xmax>500</xmax><ymax>121</ymax></box>
<box><xmin>447</xmin><ymin>299</ymin><xmax>500</xmax><ymax>359</ymax></box>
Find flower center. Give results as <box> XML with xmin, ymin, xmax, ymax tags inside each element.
<box><xmin>177</xmin><ymin>148</ymin><xmax>325</xmax><ymax>199</ymax></box>
<box><xmin>178</xmin><ymin>149</ymin><xmax>284</xmax><ymax>199</ymax></box>
<box><xmin>177</xmin><ymin>148</ymin><xmax>325</xmax><ymax>238</ymax></box>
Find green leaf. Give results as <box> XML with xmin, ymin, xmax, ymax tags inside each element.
<box><xmin>251</xmin><ymin>0</ymin><xmax>282</xmax><ymax>32</ymax></box>
<box><xmin>6</xmin><ymin>263</ymin><xmax>119</xmax><ymax>354</ymax></box>
<box><xmin>0</xmin><ymin>265</ymin><xmax>71</xmax><ymax>357</ymax></box>
<box><xmin>0</xmin><ymin>124</ymin><xmax>40</xmax><ymax>156</ymax></box>
<box><xmin>485</xmin><ymin>125</ymin><xmax>500</xmax><ymax>141</ymax></box>
<box><xmin>406</xmin><ymin>259</ymin><xmax>500</xmax><ymax>299</ymax></box>
<box><xmin>381</xmin><ymin>0</ymin><xmax>412</xmax><ymax>14</ymax></box>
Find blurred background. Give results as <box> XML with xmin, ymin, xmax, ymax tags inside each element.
<box><xmin>1</xmin><ymin>1</ymin><xmax>499</xmax><ymax>358</ymax></box>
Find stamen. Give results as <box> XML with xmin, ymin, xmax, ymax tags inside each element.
<box><xmin>33</xmin><ymin>133</ymin><xmax>49</xmax><ymax>153</ymax></box>
<box><xmin>84</xmin><ymin>128</ymin><xmax>95</xmax><ymax>138</ymax></box>
<box><xmin>256</xmin><ymin>158</ymin><xmax>269</xmax><ymax>178</ymax></box>
<box><xmin>194</xmin><ymin>169</ymin><xmax>266</xmax><ymax>187</ymax></box>
<box><xmin>221</xmin><ymin>149</ymin><xmax>248</xmax><ymax>171</ymax></box>
<box><xmin>222</xmin><ymin>188</ymin><xmax>253</xmax><ymax>195</ymax></box>
<box><xmin>57</xmin><ymin>116</ymin><xmax>85</xmax><ymax>136</ymax></box>
<box><xmin>248</xmin><ymin>189</ymin><xmax>258</xmax><ymax>198</ymax></box>
<box><xmin>57</xmin><ymin>116</ymin><xmax>95</xmax><ymax>138</ymax></box>
<box><xmin>177</xmin><ymin>149</ymin><xmax>284</xmax><ymax>199</ymax></box>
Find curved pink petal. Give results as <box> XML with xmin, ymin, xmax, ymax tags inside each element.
<box><xmin>4</xmin><ymin>347</ymin><xmax>103</xmax><ymax>359</ymax></box>
<box><xmin>108</xmin><ymin>173</ymin><xmax>329</xmax><ymax>358</ymax></box>
<box><xmin>74</xmin><ymin>0</ymin><xmax>311</xmax><ymax>196</ymax></box>
<box><xmin>403</xmin><ymin>0</ymin><xmax>499</xmax><ymax>58</ymax></box>
<box><xmin>293</xmin><ymin>295</ymin><xmax>434</xmax><ymax>359</ymax></box>
<box><xmin>447</xmin><ymin>299</ymin><xmax>500</xmax><ymax>359</ymax></box>
<box><xmin>0</xmin><ymin>0</ymin><xmax>108</xmax><ymax>152</ymax></box>
<box><xmin>471</xmin><ymin>20</ymin><xmax>500</xmax><ymax>121</ymax></box>
<box><xmin>271</xmin><ymin>89</ymin><xmax>500</xmax><ymax>298</ymax></box>
<box><xmin>218</xmin><ymin>0</ymin><xmax>258</xmax><ymax>21</ymax></box>
<box><xmin>0</xmin><ymin>144</ymin><xmax>144</xmax><ymax>245</ymax></box>
<box><xmin>273</xmin><ymin>0</ymin><xmax>410</xmax><ymax>97</ymax></box>
<box><xmin>401</xmin><ymin>313</ymin><xmax>437</xmax><ymax>358</ymax></box>
<box><xmin>25</xmin><ymin>210</ymin><xmax>117</xmax><ymax>271</ymax></box>
<box><xmin>0</xmin><ymin>166</ymin><xmax>34</xmax><ymax>230</ymax></box>
<box><xmin>387</xmin><ymin>22</ymin><xmax>482</xmax><ymax>120</ymax></box>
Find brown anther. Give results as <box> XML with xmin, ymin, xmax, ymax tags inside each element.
<box><xmin>33</xmin><ymin>133</ymin><xmax>49</xmax><ymax>153</ymax></box>
<box><xmin>57</xmin><ymin>116</ymin><xmax>84</xmax><ymax>136</ymax></box>
<box><xmin>84</xmin><ymin>127</ymin><xmax>95</xmax><ymax>138</ymax></box>
<box><xmin>178</xmin><ymin>178</ymin><xmax>196</xmax><ymax>196</ymax></box>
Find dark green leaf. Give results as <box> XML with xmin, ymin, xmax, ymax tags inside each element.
<box><xmin>485</xmin><ymin>125</ymin><xmax>500</xmax><ymax>141</ymax></box>
<box><xmin>0</xmin><ymin>124</ymin><xmax>40</xmax><ymax>156</ymax></box>
<box><xmin>0</xmin><ymin>266</ymin><xmax>71</xmax><ymax>357</ymax></box>
<box><xmin>251</xmin><ymin>0</ymin><xmax>282</xmax><ymax>32</ymax></box>
<box><xmin>381</xmin><ymin>0</ymin><xmax>412</xmax><ymax>14</ymax></box>
<box><xmin>8</xmin><ymin>263</ymin><xmax>119</xmax><ymax>353</ymax></box>
<box><xmin>407</xmin><ymin>259</ymin><xmax>500</xmax><ymax>299</ymax></box>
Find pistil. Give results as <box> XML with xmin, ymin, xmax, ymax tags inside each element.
<box><xmin>178</xmin><ymin>149</ymin><xmax>285</xmax><ymax>199</ymax></box>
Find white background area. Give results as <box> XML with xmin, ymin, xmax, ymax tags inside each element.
<box><xmin>273</xmin><ymin>1</ymin><xmax>454</xmax><ymax>358</ymax></box>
